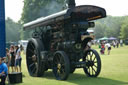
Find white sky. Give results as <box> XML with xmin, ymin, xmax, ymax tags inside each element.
<box><xmin>5</xmin><ymin>0</ymin><xmax>128</xmax><ymax>22</ymax></box>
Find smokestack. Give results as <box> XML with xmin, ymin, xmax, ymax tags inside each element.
<box><xmin>67</xmin><ymin>0</ymin><xmax>76</xmax><ymax>8</ymax></box>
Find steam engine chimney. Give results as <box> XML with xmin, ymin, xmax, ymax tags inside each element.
<box><xmin>67</xmin><ymin>0</ymin><xmax>76</xmax><ymax>8</ymax></box>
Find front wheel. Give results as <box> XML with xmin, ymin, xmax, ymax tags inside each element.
<box><xmin>83</xmin><ymin>49</ymin><xmax>101</xmax><ymax>77</ymax></box>
<box><xmin>53</xmin><ymin>51</ymin><xmax>70</xmax><ymax>80</ymax></box>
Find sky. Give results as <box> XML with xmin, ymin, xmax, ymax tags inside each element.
<box><xmin>5</xmin><ymin>0</ymin><xmax>128</xmax><ymax>22</ymax></box>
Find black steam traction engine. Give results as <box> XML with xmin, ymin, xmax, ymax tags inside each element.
<box><xmin>23</xmin><ymin>0</ymin><xmax>106</xmax><ymax>80</ymax></box>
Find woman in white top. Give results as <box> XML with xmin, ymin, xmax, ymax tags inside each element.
<box><xmin>15</xmin><ymin>45</ymin><xmax>22</xmax><ymax>72</ymax></box>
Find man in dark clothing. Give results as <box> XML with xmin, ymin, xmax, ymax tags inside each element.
<box><xmin>0</xmin><ymin>57</ymin><xmax>8</xmax><ymax>85</ymax></box>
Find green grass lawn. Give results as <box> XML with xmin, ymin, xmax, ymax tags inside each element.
<box><xmin>7</xmin><ymin>45</ymin><xmax>128</xmax><ymax>85</ymax></box>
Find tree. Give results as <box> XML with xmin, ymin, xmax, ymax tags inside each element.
<box><xmin>20</xmin><ymin>0</ymin><xmax>65</xmax><ymax>23</ymax></box>
<box><xmin>120</xmin><ymin>17</ymin><xmax>128</xmax><ymax>39</ymax></box>
<box><xmin>120</xmin><ymin>24</ymin><xmax>128</xmax><ymax>39</ymax></box>
<box><xmin>6</xmin><ymin>18</ymin><xmax>22</xmax><ymax>42</ymax></box>
<box><xmin>94</xmin><ymin>22</ymin><xmax>107</xmax><ymax>39</ymax></box>
<box><xmin>95</xmin><ymin>16</ymin><xmax>125</xmax><ymax>39</ymax></box>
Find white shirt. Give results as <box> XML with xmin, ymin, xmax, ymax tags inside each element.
<box><xmin>120</xmin><ymin>40</ymin><xmax>123</xmax><ymax>43</ymax></box>
<box><xmin>105</xmin><ymin>43</ymin><xmax>111</xmax><ymax>48</ymax></box>
<box><xmin>16</xmin><ymin>48</ymin><xmax>21</xmax><ymax>59</ymax></box>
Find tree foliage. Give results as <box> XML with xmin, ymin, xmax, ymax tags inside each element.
<box><xmin>20</xmin><ymin>0</ymin><xmax>65</xmax><ymax>23</ymax></box>
<box><xmin>94</xmin><ymin>16</ymin><xmax>125</xmax><ymax>39</ymax></box>
<box><xmin>6</xmin><ymin>18</ymin><xmax>22</xmax><ymax>42</ymax></box>
<box><xmin>120</xmin><ymin>17</ymin><xmax>128</xmax><ymax>39</ymax></box>
<box><xmin>94</xmin><ymin>22</ymin><xmax>106</xmax><ymax>39</ymax></box>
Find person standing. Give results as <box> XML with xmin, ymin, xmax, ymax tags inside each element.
<box><xmin>5</xmin><ymin>48</ymin><xmax>11</xmax><ymax>73</ymax></box>
<box><xmin>15</xmin><ymin>45</ymin><xmax>22</xmax><ymax>72</ymax></box>
<box><xmin>0</xmin><ymin>57</ymin><xmax>8</xmax><ymax>85</ymax></box>
<box><xmin>100</xmin><ymin>42</ymin><xmax>105</xmax><ymax>54</ymax></box>
<box><xmin>10</xmin><ymin>45</ymin><xmax>15</xmax><ymax>72</ymax></box>
<box><xmin>112</xmin><ymin>40</ymin><xmax>116</xmax><ymax>48</ymax></box>
<box><xmin>19</xmin><ymin>45</ymin><xmax>22</xmax><ymax>72</ymax></box>
<box><xmin>116</xmin><ymin>40</ymin><xmax>119</xmax><ymax>48</ymax></box>
<box><xmin>105</xmin><ymin>42</ymin><xmax>111</xmax><ymax>55</ymax></box>
<box><xmin>120</xmin><ymin>39</ymin><xmax>123</xmax><ymax>47</ymax></box>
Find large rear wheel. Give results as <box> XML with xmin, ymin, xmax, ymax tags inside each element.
<box><xmin>83</xmin><ymin>49</ymin><xmax>101</xmax><ymax>77</ymax></box>
<box><xmin>26</xmin><ymin>38</ymin><xmax>45</xmax><ymax>77</ymax></box>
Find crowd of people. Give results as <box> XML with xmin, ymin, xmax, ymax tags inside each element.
<box><xmin>0</xmin><ymin>45</ymin><xmax>22</xmax><ymax>85</ymax></box>
<box><xmin>5</xmin><ymin>45</ymin><xmax>22</xmax><ymax>73</ymax></box>
<box><xmin>99</xmin><ymin>40</ymin><xmax>123</xmax><ymax>55</ymax></box>
<box><xmin>100</xmin><ymin>42</ymin><xmax>111</xmax><ymax>55</ymax></box>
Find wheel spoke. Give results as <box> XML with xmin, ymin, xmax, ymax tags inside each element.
<box><xmin>85</xmin><ymin>57</ymin><xmax>89</xmax><ymax>62</ymax></box>
<box><xmin>54</xmin><ymin>56</ymin><xmax>58</xmax><ymax>64</ymax></box>
<box><xmin>91</xmin><ymin>52</ymin><xmax>93</xmax><ymax>57</ymax></box>
<box><xmin>28</xmin><ymin>56</ymin><xmax>32</xmax><ymax>59</ymax></box>
<box><xmin>87</xmin><ymin>51</ymin><xmax>93</xmax><ymax>61</ymax></box>
<box><xmin>60</xmin><ymin>57</ymin><xmax>64</xmax><ymax>64</ymax></box>
<box><xmin>93</xmin><ymin>57</ymin><xmax>96</xmax><ymax>62</ymax></box>
<box><xmin>93</xmin><ymin>64</ymin><xmax>97</xmax><ymax>68</ymax></box>
<box><xmin>30</xmin><ymin>42</ymin><xmax>35</xmax><ymax>49</ymax></box>
<box><xmin>28</xmin><ymin>49</ymin><xmax>34</xmax><ymax>54</ymax></box>
<box><xmin>91</xmin><ymin>66</ymin><xmax>93</xmax><ymax>75</ymax></box>
<box><xmin>29</xmin><ymin>62</ymin><xmax>37</xmax><ymax>73</ymax></box>
<box><xmin>87</xmin><ymin>53</ymin><xmax>90</xmax><ymax>60</ymax></box>
<box><xmin>54</xmin><ymin>60</ymin><xmax>58</xmax><ymax>65</ymax></box>
<box><xmin>91</xmin><ymin>66</ymin><xmax>96</xmax><ymax>74</ymax></box>
<box><xmin>61</xmin><ymin>63</ymin><xmax>65</xmax><ymax>67</ymax></box>
<box><xmin>90</xmin><ymin>55</ymin><xmax>92</xmax><ymax>61</ymax></box>
<box><xmin>57</xmin><ymin>68</ymin><xmax>62</xmax><ymax>78</ymax></box>
<box><xmin>94</xmin><ymin>61</ymin><xmax>97</xmax><ymax>63</ymax></box>
<box><xmin>57</xmin><ymin>69</ymin><xmax>60</xmax><ymax>74</ymax></box>
<box><xmin>31</xmin><ymin>66</ymin><xmax>37</xmax><ymax>73</ymax></box>
<box><xmin>90</xmin><ymin>52</ymin><xmax>93</xmax><ymax>61</ymax></box>
<box><xmin>88</xmin><ymin>66</ymin><xmax>90</xmax><ymax>73</ymax></box>
<box><xmin>56</xmin><ymin>54</ymin><xmax>61</xmax><ymax>63</ymax></box>
<box><xmin>86</xmin><ymin>66</ymin><xmax>89</xmax><ymax>69</ymax></box>
<box><xmin>86</xmin><ymin>55</ymin><xmax>89</xmax><ymax>61</ymax></box>
<box><xmin>61</xmin><ymin>67</ymin><xmax>65</xmax><ymax>74</ymax></box>
<box><xmin>29</xmin><ymin>63</ymin><xmax>35</xmax><ymax>68</ymax></box>
<box><xmin>60</xmin><ymin>68</ymin><xmax>65</xmax><ymax>77</ymax></box>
